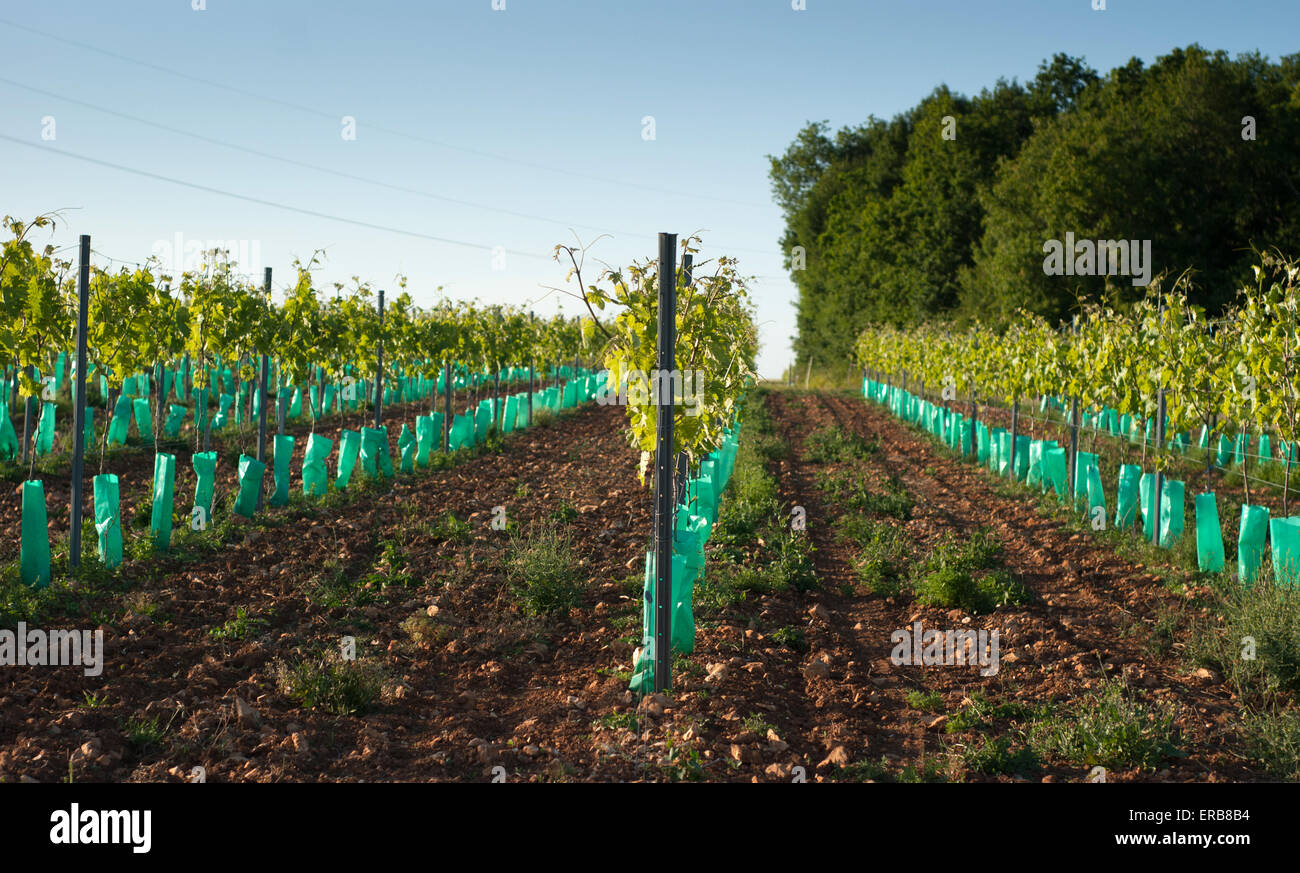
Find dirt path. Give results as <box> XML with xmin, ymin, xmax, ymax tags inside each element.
<box><xmin>764</xmin><ymin>389</ymin><xmax>1256</xmax><ymax>782</ymax></box>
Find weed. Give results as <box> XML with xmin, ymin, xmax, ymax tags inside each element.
<box><xmin>507</xmin><ymin>523</ymin><xmax>584</xmax><ymax>616</ymax></box>
<box><xmin>771</xmin><ymin>626</ymin><xmax>808</xmax><ymax>652</ymax></box>
<box><xmin>911</xmin><ymin>529</ymin><xmax>1031</xmax><ymax>613</ymax></box>
<box><xmin>905</xmin><ymin>689</ymin><xmax>944</xmax><ymax>713</ymax></box>
<box><xmin>805</xmin><ymin>425</ymin><xmax>877</xmax><ymax>464</ymax></box>
<box><xmin>1026</xmin><ymin>680</ymin><xmax>1180</xmax><ymax>770</ymax></box>
<box><xmin>399</xmin><ymin>611</ymin><xmax>446</xmax><ymax>647</ymax></box>
<box><xmin>274</xmin><ymin>654</ymin><xmax>385</xmax><ymax>716</ymax></box>
<box><xmin>959</xmin><ymin>735</ymin><xmax>1041</xmax><ymax>776</ymax></box>
<box><xmin>208</xmin><ymin>606</ymin><xmax>266</xmax><ymax>641</ymax></box>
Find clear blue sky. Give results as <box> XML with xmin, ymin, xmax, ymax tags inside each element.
<box><xmin>1</xmin><ymin>0</ymin><xmax>1295</xmax><ymax>377</ymax></box>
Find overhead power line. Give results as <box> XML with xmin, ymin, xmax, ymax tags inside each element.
<box><xmin>0</xmin><ymin>17</ymin><xmax>769</xmax><ymax>210</ymax></box>
<box><xmin>0</xmin><ymin>133</ymin><xmax>553</xmax><ymax>260</ymax></box>
<box><xmin>0</xmin><ymin>76</ymin><xmax>645</xmax><ymax>239</ymax></box>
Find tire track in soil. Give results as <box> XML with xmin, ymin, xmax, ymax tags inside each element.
<box><xmin>811</xmin><ymin>390</ymin><xmax>1258</xmax><ymax>781</ymax></box>
<box><xmin>764</xmin><ymin>391</ymin><xmax>933</xmax><ymax>774</ymax></box>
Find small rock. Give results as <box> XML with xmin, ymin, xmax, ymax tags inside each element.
<box><xmin>234</xmin><ymin>696</ymin><xmax>261</xmax><ymax>728</ymax></box>
<box><xmin>818</xmin><ymin>746</ymin><xmax>849</xmax><ymax>769</ymax></box>
<box><xmin>803</xmin><ymin>659</ymin><xmax>830</xmax><ymax>680</ymax></box>
<box><xmin>639</xmin><ymin>693</ymin><xmax>669</xmax><ymax>719</ymax></box>
<box><xmin>809</xmin><ymin>603</ymin><xmax>832</xmax><ymax>623</ymax></box>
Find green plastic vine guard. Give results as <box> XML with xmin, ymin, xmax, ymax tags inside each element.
<box><xmin>1216</xmin><ymin>434</ymin><xmax>1232</xmax><ymax>467</ymax></box>
<box><xmin>1027</xmin><ymin>440</ymin><xmax>1057</xmax><ymax>489</ymax></box>
<box><xmin>336</xmin><ymin>429</ymin><xmax>360</xmax><ymax>488</ymax></box>
<box><xmin>108</xmin><ymin>394</ymin><xmax>133</xmax><ymax>446</ymax></box>
<box><xmin>1233</xmin><ymin>434</ymin><xmax>1248</xmax><ymax>466</ymax></box>
<box><xmin>376</xmin><ymin>426</ymin><xmax>394</xmax><ymax>478</ymax></box>
<box><xmin>1259</xmin><ymin>434</ymin><xmax>1273</xmax><ymax>465</ymax></box>
<box><xmin>1042</xmin><ymin>447</ymin><xmax>1068</xmax><ymax>501</ymax></box>
<box><xmin>303</xmin><ymin>433</ymin><xmax>333</xmax><ymax>496</ymax></box>
<box><xmin>1238</xmin><ymin>504</ymin><xmax>1270</xmax><ymax>588</ymax></box>
<box><xmin>271</xmin><ymin>434</ymin><xmax>293</xmax><ymax>506</ymax></box>
<box><xmin>20</xmin><ymin>480</ymin><xmax>50</xmax><ymax>587</ymax></box>
<box><xmin>211</xmin><ymin>393</ymin><xmax>233</xmax><ymax>430</ymax></box>
<box><xmin>450</xmin><ymin>414</ymin><xmax>473</xmax><ymax>450</ymax></box>
<box><xmin>690</xmin><ymin>472</ymin><xmax>717</xmax><ymax>524</ymax></box>
<box><xmin>35</xmin><ymin>401</ymin><xmax>56</xmax><ymax>455</ymax></box>
<box><xmin>192</xmin><ymin>387</ymin><xmax>209</xmax><ymax>435</ymax></box>
<box><xmin>82</xmin><ymin>408</ymin><xmax>94</xmax><ymax>453</ymax></box>
<box><xmin>1159</xmin><ymin>479</ymin><xmax>1185</xmax><ymax>547</ymax></box>
<box><xmin>132</xmin><ymin>398</ymin><xmax>153</xmax><ymax>441</ymax></box>
<box><xmin>151</xmin><ymin>452</ymin><xmax>176</xmax><ymax>551</ymax></box>
<box><xmin>991</xmin><ymin>428</ymin><xmax>1006</xmax><ymax>473</ymax></box>
<box><xmin>1084</xmin><ymin>464</ymin><xmax>1107</xmax><ymax>522</ymax></box>
<box><xmin>93</xmin><ymin>473</ymin><xmax>123</xmax><ymax>569</ymax></box>
<box><xmin>1074</xmin><ymin>451</ymin><xmax>1098</xmax><ymax>508</ymax></box>
<box><xmin>414</xmin><ymin>416</ymin><xmax>432</xmax><ymax>468</ymax></box>
<box><xmin>1139</xmin><ymin>473</ymin><xmax>1157</xmax><ymax>540</ymax></box>
<box><xmin>1269</xmin><ymin>517</ymin><xmax>1300</xmax><ymax>587</ymax></box>
<box><xmin>192</xmin><ymin>450</ymin><xmax>218</xmax><ymax>529</ymax></box>
<box><xmin>1116</xmin><ymin>464</ymin><xmax>1141</xmax><ymax>529</ymax></box>
<box><xmin>164</xmin><ymin>404</ymin><xmax>187</xmax><ymax>438</ymax></box>
<box><xmin>1011</xmin><ymin>434</ymin><xmax>1030</xmax><ymax>480</ymax></box>
<box><xmin>0</xmin><ymin>413</ymin><xmax>18</xmax><ymax>459</ymax></box>
<box><xmin>1194</xmin><ymin>492</ymin><xmax>1225</xmax><ymax>572</ymax></box>
<box><xmin>234</xmin><ymin>454</ymin><xmax>266</xmax><ymax>518</ymax></box>
<box><xmin>398</xmin><ymin>424</ymin><xmax>416</xmax><ymax>473</ymax></box>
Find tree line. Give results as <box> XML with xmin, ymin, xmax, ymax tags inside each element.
<box><xmin>770</xmin><ymin>46</ymin><xmax>1300</xmax><ymax>375</ymax></box>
